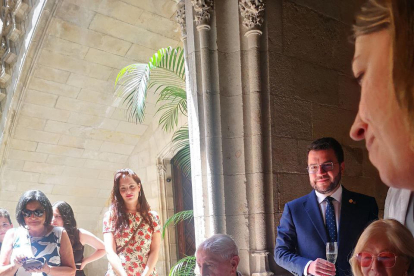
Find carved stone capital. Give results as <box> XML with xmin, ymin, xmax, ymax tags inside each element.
<box><xmin>191</xmin><ymin>0</ymin><xmax>214</xmax><ymax>26</ymax></box>
<box><xmin>239</xmin><ymin>0</ymin><xmax>265</xmax><ymax>30</ymax></box>
<box><xmin>176</xmin><ymin>0</ymin><xmax>187</xmax><ymax>39</ymax></box>
<box><xmin>0</xmin><ymin>0</ymin><xmax>31</xmax><ymax>89</ymax></box>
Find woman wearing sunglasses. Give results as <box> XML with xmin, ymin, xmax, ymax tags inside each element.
<box><xmin>103</xmin><ymin>168</ymin><xmax>161</xmax><ymax>276</ymax></box>
<box><xmin>351</xmin><ymin>219</ymin><xmax>414</xmax><ymax>276</ymax></box>
<box><xmin>0</xmin><ymin>190</ymin><xmax>76</xmax><ymax>276</ymax></box>
<box><xmin>52</xmin><ymin>201</ymin><xmax>105</xmax><ymax>275</ymax></box>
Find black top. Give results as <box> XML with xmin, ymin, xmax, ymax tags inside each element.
<box><xmin>74</xmin><ymin>244</ymin><xmax>86</xmax><ymax>276</ymax></box>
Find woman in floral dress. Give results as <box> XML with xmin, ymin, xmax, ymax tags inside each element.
<box><xmin>103</xmin><ymin>169</ymin><xmax>161</xmax><ymax>276</ymax></box>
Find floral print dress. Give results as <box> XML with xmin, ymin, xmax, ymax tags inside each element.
<box><xmin>103</xmin><ymin>209</ymin><xmax>161</xmax><ymax>276</ymax></box>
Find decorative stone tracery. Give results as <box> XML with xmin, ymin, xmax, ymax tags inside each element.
<box><xmin>0</xmin><ymin>0</ymin><xmax>30</xmax><ymax>90</ymax></box>
<box><xmin>190</xmin><ymin>0</ymin><xmax>214</xmax><ymax>26</ymax></box>
<box><xmin>176</xmin><ymin>0</ymin><xmax>187</xmax><ymax>39</ymax></box>
<box><xmin>239</xmin><ymin>0</ymin><xmax>265</xmax><ymax>30</ymax></box>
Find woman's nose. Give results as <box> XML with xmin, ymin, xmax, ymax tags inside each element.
<box><xmin>370</xmin><ymin>258</ymin><xmax>384</xmax><ymax>274</ymax></box>
<box><xmin>350</xmin><ymin>111</ymin><xmax>367</xmax><ymax>141</ymax></box>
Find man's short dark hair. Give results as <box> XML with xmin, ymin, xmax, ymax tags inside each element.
<box><xmin>15</xmin><ymin>190</ymin><xmax>53</xmax><ymax>227</ymax></box>
<box><xmin>0</xmin><ymin>208</ymin><xmax>12</xmax><ymax>224</ymax></box>
<box><xmin>307</xmin><ymin>137</ymin><xmax>344</xmax><ymax>163</ymax></box>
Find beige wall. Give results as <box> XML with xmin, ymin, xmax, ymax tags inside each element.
<box><xmin>0</xmin><ymin>0</ymin><xmax>181</xmax><ymax>275</ymax></box>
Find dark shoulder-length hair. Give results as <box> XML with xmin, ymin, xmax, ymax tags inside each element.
<box><xmin>111</xmin><ymin>168</ymin><xmax>153</xmax><ymax>233</ymax></box>
<box><xmin>53</xmin><ymin>201</ymin><xmax>82</xmax><ymax>250</ymax></box>
<box><xmin>16</xmin><ymin>190</ymin><xmax>53</xmax><ymax>227</ymax></box>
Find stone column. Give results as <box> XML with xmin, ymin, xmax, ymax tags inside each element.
<box><xmin>190</xmin><ymin>0</ymin><xmax>226</xmax><ymax>235</ymax></box>
<box><xmin>156</xmin><ymin>158</ymin><xmax>171</xmax><ymax>273</ymax></box>
<box><xmin>239</xmin><ymin>0</ymin><xmax>273</xmax><ymax>275</ymax></box>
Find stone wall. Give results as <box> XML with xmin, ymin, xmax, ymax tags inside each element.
<box><xmin>266</xmin><ymin>0</ymin><xmax>388</xmax><ymax>273</ymax></box>
<box><xmin>0</xmin><ymin>0</ymin><xmax>181</xmax><ymax>275</ymax></box>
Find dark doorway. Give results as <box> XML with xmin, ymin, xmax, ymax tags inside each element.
<box><xmin>171</xmin><ymin>158</ymin><xmax>195</xmax><ymax>258</ymax></box>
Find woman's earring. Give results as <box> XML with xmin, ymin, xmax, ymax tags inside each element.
<box><xmin>139</xmin><ymin>190</ymin><xmax>141</xmax><ymax>197</ymax></box>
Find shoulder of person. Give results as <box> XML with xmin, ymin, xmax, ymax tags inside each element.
<box><xmin>78</xmin><ymin>228</ymin><xmax>97</xmax><ymax>238</ymax></box>
<box><xmin>148</xmin><ymin>210</ymin><xmax>160</xmax><ymax>219</ymax></box>
<box><xmin>286</xmin><ymin>191</ymin><xmax>314</xmax><ymax>207</ymax></box>
<box><xmin>52</xmin><ymin>226</ymin><xmax>66</xmax><ymax>235</ymax></box>
<box><xmin>4</xmin><ymin>227</ymin><xmax>16</xmax><ymax>239</ymax></box>
<box><xmin>343</xmin><ymin>188</ymin><xmax>377</xmax><ymax>204</ymax></box>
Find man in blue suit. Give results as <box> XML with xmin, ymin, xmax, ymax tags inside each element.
<box><xmin>275</xmin><ymin>137</ymin><xmax>378</xmax><ymax>276</ymax></box>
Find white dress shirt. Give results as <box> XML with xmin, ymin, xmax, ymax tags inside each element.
<box><xmin>315</xmin><ymin>185</ymin><xmax>342</xmax><ymax>233</ymax></box>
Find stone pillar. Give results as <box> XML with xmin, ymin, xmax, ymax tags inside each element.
<box><xmin>184</xmin><ymin>0</ymin><xmax>275</xmax><ymax>274</ymax></box>
<box><xmin>239</xmin><ymin>1</ymin><xmax>273</xmax><ymax>275</ymax></box>
<box><xmin>156</xmin><ymin>158</ymin><xmax>171</xmax><ymax>274</ymax></box>
<box><xmin>190</xmin><ymin>0</ymin><xmax>226</xmax><ymax>236</ymax></box>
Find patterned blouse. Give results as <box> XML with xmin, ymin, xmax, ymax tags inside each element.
<box><xmin>10</xmin><ymin>226</ymin><xmax>63</xmax><ymax>276</ymax></box>
<box><xmin>103</xmin><ymin>209</ymin><xmax>161</xmax><ymax>276</ymax></box>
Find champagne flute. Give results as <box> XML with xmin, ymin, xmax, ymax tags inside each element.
<box><xmin>326</xmin><ymin>242</ymin><xmax>338</xmax><ymax>264</ymax></box>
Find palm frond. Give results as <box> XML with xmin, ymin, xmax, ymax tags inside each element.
<box><xmin>156</xmin><ymin>87</ymin><xmax>187</xmax><ymax>132</ymax></box>
<box><xmin>171</xmin><ymin>126</ymin><xmax>191</xmax><ymax>177</ymax></box>
<box><xmin>162</xmin><ymin>210</ymin><xmax>194</xmax><ymax>239</ymax></box>
<box><xmin>169</xmin><ymin>256</ymin><xmax>196</xmax><ymax>276</ymax></box>
<box><xmin>149</xmin><ymin>47</ymin><xmax>186</xmax><ymax>81</ymax></box>
<box><xmin>173</xmin><ymin>144</ymin><xmax>191</xmax><ymax>178</ymax></box>
<box><xmin>114</xmin><ymin>63</ymin><xmax>150</xmax><ymax>123</ymax></box>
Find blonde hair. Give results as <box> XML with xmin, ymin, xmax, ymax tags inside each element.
<box><xmin>350</xmin><ymin>219</ymin><xmax>414</xmax><ymax>276</ymax></box>
<box><xmin>354</xmin><ymin>0</ymin><xmax>414</xmax><ymax>142</ymax></box>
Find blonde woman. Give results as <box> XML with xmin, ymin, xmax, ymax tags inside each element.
<box><xmin>350</xmin><ymin>0</ymin><xmax>414</xmax><ymax>191</ymax></box>
<box><xmin>351</xmin><ymin>219</ymin><xmax>414</xmax><ymax>276</ymax></box>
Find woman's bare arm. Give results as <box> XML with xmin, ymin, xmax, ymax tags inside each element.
<box><xmin>141</xmin><ymin>232</ymin><xmax>161</xmax><ymax>276</ymax></box>
<box><xmin>103</xmin><ymin>232</ymin><xmax>127</xmax><ymax>276</ymax></box>
<box><xmin>0</xmin><ymin>229</ymin><xmax>24</xmax><ymax>276</ymax></box>
<box><xmin>78</xmin><ymin>228</ymin><xmax>106</xmax><ymax>270</ymax></box>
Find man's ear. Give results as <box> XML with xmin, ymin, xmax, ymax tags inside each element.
<box><xmin>340</xmin><ymin>162</ymin><xmax>345</xmax><ymax>174</ymax></box>
<box><xmin>230</xmin><ymin>256</ymin><xmax>240</xmax><ymax>273</ymax></box>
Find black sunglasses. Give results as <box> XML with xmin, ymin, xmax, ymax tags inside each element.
<box><xmin>22</xmin><ymin>209</ymin><xmax>45</xmax><ymax>218</ymax></box>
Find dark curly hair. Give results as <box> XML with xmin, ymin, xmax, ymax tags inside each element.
<box><xmin>111</xmin><ymin>168</ymin><xmax>153</xmax><ymax>233</ymax></box>
<box><xmin>53</xmin><ymin>201</ymin><xmax>82</xmax><ymax>250</ymax></box>
<box><xmin>16</xmin><ymin>190</ymin><xmax>53</xmax><ymax>227</ymax></box>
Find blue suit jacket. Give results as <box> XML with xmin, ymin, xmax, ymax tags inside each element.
<box><xmin>274</xmin><ymin>187</ymin><xmax>378</xmax><ymax>276</ymax></box>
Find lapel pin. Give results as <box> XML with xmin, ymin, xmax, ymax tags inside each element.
<box><xmin>349</xmin><ymin>199</ymin><xmax>356</xmax><ymax>204</ymax></box>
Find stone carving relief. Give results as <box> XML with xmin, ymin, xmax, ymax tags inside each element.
<box><xmin>157</xmin><ymin>158</ymin><xmax>167</xmax><ymax>177</ymax></box>
<box><xmin>239</xmin><ymin>0</ymin><xmax>265</xmax><ymax>30</ymax></box>
<box><xmin>0</xmin><ymin>0</ymin><xmax>29</xmax><ymax>90</ymax></box>
<box><xmin>176</xmin><ymin>0</ymin><xmax>186</xmax><ymax>38</ymax></box>
<box><xmin>191</xmin><ymin>0</ymin><xmax>214</xmax><ymax>25</ymax></box>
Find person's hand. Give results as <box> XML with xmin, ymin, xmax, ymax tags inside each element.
<box><xmin>308</xmin><ymin>258</ymin><xmax>336</xmax><ymax>276</ymax></box>
<box><xmin>13</xmin><ymin>255</ymin><xmax>27</xmax><ymax>268</ymax></box>
<box><xmin>79</xmin><ymin>261</ymin><xmax>86</xmax><ymax>270</ymax></box>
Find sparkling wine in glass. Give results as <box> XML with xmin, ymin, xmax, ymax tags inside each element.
<box><xmin>326</xmin><ymin>242</ymin><xmax>338</xmax><ymax>264</ymax></box>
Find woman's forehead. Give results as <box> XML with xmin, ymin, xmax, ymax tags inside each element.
<box><xmin>26</xmin><ymin>200</ymin><xmax>41</xmax><ymax>209</ymax></box>
<box><xmin>119</xmin><ymin>175</ymin><xmax>136</xmax><ymax>185</ymax></box>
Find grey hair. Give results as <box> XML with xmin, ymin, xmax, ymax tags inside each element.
<box><xmin>196</xmin><ymin>234</ymin><xmax>239</xmax><ymax>260</ymax></box>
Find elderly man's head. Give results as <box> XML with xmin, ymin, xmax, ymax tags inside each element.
<box><xmin>196</xmin><ymin>234</ymin><xmax>240</xmax><ymax>276</ymax></box>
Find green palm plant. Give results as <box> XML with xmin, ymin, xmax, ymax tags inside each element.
<box><xmin>169</xmin><ymin>255</ymin><xmax>196</xmax><ymax>276</ymax></box>
<box><xmin>115</xmin><ymin>46</ymin><xmax>194</xmax><ymax>275</ymax></box>
<box><xmin>115</xmin><ymin>46</ymin><xmax>190</xmax><ymax>177</ymax></box>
